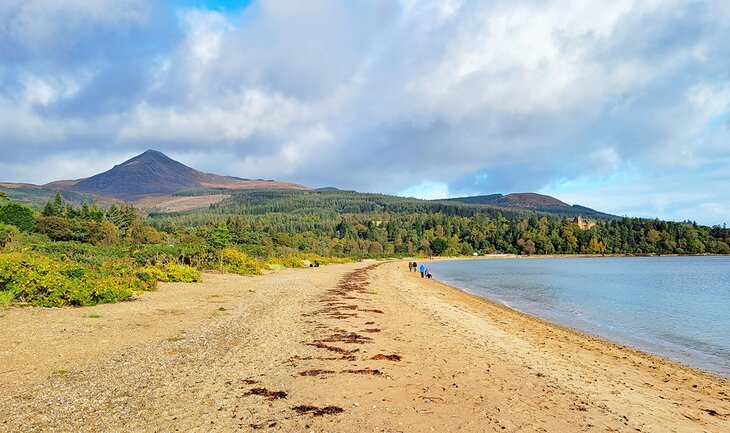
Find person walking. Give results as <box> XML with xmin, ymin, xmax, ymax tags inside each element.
<box><xmin>412</xmin><ymin>261</ymin><xmax>417</xmax><ymax>273</ymax></box>
<box><xmin>408</xmin><ymin>261</ymin><xmax>413</xmax><ymax>272</ymax></box>
<box><xmin>419</xmin><ymin>263</ymin><xmax>425</xmax><ymax>278</ymax></box>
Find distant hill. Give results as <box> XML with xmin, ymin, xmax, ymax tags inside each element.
<box><xmin>56</xmin><ymin>150</ymin><xmax>308</xmax><ymax>200</ymax></box>
<box><xmin>0</xmin><ymin>183</ymin><xmax>102</xmax><ymax>209</ymax></box>
<box><xmin>443</xmin><ymin>193</ymin><xmax>614</xmax><ymax>219</ymax></box>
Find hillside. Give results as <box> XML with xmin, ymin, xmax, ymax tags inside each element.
<box><xmin>444</xmin><ymin>193</ymin><xmax>613</xmax><ymax>219</ymax></box>
<box><xmin>0</xmin><ymin>183</ymin><xmax>101</xmax><ymax>209</ymax></box>
<box><xmin>144</xmin><ymin>188</ymin><xmax>616</xmax><ymax>227</ymax></box>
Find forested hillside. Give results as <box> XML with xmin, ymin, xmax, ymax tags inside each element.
<box><xmin>148</xmin><ymin>189</ymin><xmax>730</xmax><ymax>256</ymax></box>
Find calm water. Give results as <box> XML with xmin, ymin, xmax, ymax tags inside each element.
<box><xmin>427</xmin><ymin>256</ymin><xmax>730</xmax><ymax>377</ymax></box>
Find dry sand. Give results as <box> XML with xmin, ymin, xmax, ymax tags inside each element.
<box><xmin>0</xmin><ymin>260</ymin><xmax>728</xmax><ymax>432</ymax></box>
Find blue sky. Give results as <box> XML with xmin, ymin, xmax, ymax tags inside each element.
<box><xmin>1</xmin><ymin>0</ymin><xmax>729</xmax><ymax>225</ymax></box>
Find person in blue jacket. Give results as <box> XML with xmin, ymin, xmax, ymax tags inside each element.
<box><xmin>419</xmin><ymin>263</ymin><xmax>426</xmax><ymax>278</ymax></box>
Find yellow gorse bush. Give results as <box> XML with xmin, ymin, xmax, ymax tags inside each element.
<box><xmin>221</xmin><ymin>248</ymin><xmax>265</xmax><ymax>275</ymax></box>
<box><xmin>0</xmin><ymin>252</ymin><xmax>145</xmax><ymax>307</ymax></box>
<box><xmin>135</xmin><ymin>263</ymin><xmax>202</xmax><ymax>283</ymax></box>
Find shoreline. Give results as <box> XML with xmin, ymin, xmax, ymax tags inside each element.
<box><xmin>426</xmin><ymin>266</ymin><xmax>729</xmax><ymax>381</ymax></box>
<box><xmin>421</xmin><ymin>256</ymin><xmax>730</xmax><ymax>379</ymax></box>
<box><xmin>410</xmin><ymin>253</ymin><xmax>729</xmax><ymax>261</ymax></box>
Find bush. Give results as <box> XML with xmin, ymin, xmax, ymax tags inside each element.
<box><xmin>0</xmin><ymin>290</ymin><xmax>13</xmax><ymax>309</ymax></box>
<box><xmin>266</xmin><ymin>254</ymin><xmax>307</xmax><ymax>269</ymax></box>
<box><xmin>221</xmin><ymin>248</ymin><xmax>264</xmax><ymax>275</ymax></box>
<box><xmin>0</xmin><ymin>252</ymin><xmax>143</xmax><ymax>307</ymax></box>
<box><xmin>0</xmin><ymin>223</ymin><xmax>20</xmax><ymax>248</ymax></box>
<box><xmin>135</xmin><ymin>263</ymin><xmax>202</xmax><ymax>284</ymax></box>
<box><xmin>163</xmin><ymin>263</ymin><xmax>202</xmax><ymax>282</ymax></box>
<box><xmin>134</xmin><ymin>266</ymin><xmax>166</xmax><ymax>286</ymax></box>
<box><xmin>0</xmin><ymin>202</ymin><xmax>37</xmax><ymax>232</ymax></box>
<box><xmin>265</xmin><ymin>253</ymin><xmax>355</xmax><ymax>269</ymax></box>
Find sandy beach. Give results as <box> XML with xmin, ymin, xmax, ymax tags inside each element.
<box><xmin>1</xmin><ymin>260</ymin><xmax>728</xmax><ymax>432</ymax></box>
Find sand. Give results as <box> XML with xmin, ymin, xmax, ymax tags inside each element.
<box><xmin>0</xmin><ymin>260</ymin><xmax>728</xmax><ymax>432</ymax></box>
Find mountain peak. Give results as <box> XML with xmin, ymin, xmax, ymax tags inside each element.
<box><xmin>119</xmin><ymin>149</ymin><xmax>177</xmax><ymax>166</ymax></box>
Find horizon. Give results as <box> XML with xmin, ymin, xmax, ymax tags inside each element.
<box><xmin>1</xmin><ymin>1</ymin><xmax>729</xmax><ymax>226</ymax></box>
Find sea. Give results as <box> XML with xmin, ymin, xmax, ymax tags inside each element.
<box><xmin>426</xmin><ymin>256</ymin><xmax>730</xmax><ymax>377</ymax></box>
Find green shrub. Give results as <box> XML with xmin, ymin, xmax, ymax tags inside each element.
<box><xmin>0</xmin><ymin>290</ymin><xmax>13</xmax><ymax>309</ymax></box>
<box><xmin>135</xmin><ymin>263</ymin><xmax>201</xmax><ymax>284</ymax></box>
<box><xmin>134</xmin><ymin>266</ymin><xmax>166</xmax><ymax>286</ymax></box>
<box><xmin>266</xmin><ymin>254</ymin><xmax>306</xmax><ymax>268</ymax></box>
<box><xmin>163</xmin><ymin>263</ymin><xmax>202</xmax><ymax>282</ymax></box>
<box><xmin>298</xmin><ymin>253</ymin><xmax>355</xmax><ymax>265</ymax></box>
<box><xmin>0</xmin><ymin>202</ymin><xmax>36</xmax><ymax>232</ymax></box>
<box><xmin>0</xmin><ymin>252</ymin><xmax>142</xmax><ymax>307</ymax></box>
<box><xmin>0</xmin><ymin>223</ymin><xmax>20</xmax><ymax>248</ymax></box>
<box><xmin>264</xmin><ymin>253</ymin><xmax>355</xmax><ymax>270</ymax></box>
<box><xmin>221</xmin><ymin>248</ymin><xmax>264</xmax><ymax>275</ymax></box>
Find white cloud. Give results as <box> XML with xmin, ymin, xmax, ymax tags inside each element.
<box><xmin>0</xmin><ymin>0</ymin><xmax>150</xmax><ymax>49</ymax></box>
<box><xmin>399</xmin><ymin>181</ymin><xmax>450</xmax><ymax>200</ymax></box>
<box><xmin>118</xmin><ymin>88</ymin><xmax>304</xmax><ymax>144</ymax></box>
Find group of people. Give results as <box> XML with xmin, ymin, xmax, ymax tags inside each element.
<box><xmin>408</xmin><ymin>261</ymin><xmax>432</xmax><ymax>279</ymax></box>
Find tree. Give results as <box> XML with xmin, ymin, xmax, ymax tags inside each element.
<box><xmin>647</xmin><ymin>229</ymin><xmax>661</xmax><ymax>244</ymax></box>
<box><xmin>127</xmin><ymin>220</ymin><xmax>163</xmax><ymax>244</ymax></box>
<box><xmin>0</xmin><ymin>202</ymin><xmax>37</xmax><ymax>232</ymax></box>
<box><xmin>209</xmin><ymin>225</ymin><xmax>232</xmax><ymax>270</ymax></box>
<box><xmin>42</xmin><ymin>192</ymin><xmax>65</xmax><ymax>217</ymax></box>
<box><xmin>0</xmin><ymin>191</ymin><xmax>8</xmax><ymax>202</ymax></box>
<box><xmin>430</xmin><ymin>237</ymin><xmax>449</xmax><ymax>255</ymax></box>
<box><xmin>588</xmin><ymin>237</ymin><xmax>606</xmax><ymax>255</ymax></box>
<box><xmin>89</xmin><ymin>221</ymin><xmax>120</xmax><ymax>246</ymax></box>
<box><xmin>517</xmin><ymin>238</ymin><xmax>536</xmax><ymax>255</ymax></box>
<box><xmin>36</xmin><ymin>216</ymin><xmax>71</xmax><ymax>241</ymax></box>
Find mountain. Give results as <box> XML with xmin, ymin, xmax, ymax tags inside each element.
<box><xmin>444</xmin><ymin>193</ymin><xmax>613</xmax><ymax>219</ymax></box>
<box><xmin>57</xmin><ymin>150</ymin><xmax>307</xmax><ymax>200</ymax></box>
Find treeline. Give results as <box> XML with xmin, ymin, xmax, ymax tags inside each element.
<box><xmin>149</xmin><ymin>207</ymin><xmax>730</xmax><ymax>257</ymax></box>
<box><xmin>36</xmin><ymin>193</ymin><xmax>162</xmax><ymax>245</ymax></box>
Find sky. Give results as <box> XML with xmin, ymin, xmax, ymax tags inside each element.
<box><xmin>1</xmin><ymin>0</ymin><xmax>729</xmax><ymax>226</ymax></box>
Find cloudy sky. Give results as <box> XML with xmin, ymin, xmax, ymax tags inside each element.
<box><xmin>1</xmin><ymin>0</ymin><xmax>729</xmax><ymax>225</ymax></box>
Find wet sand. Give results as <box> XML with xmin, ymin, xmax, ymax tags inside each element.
<box><xmin>0</xmin><ymin>260</ymin><xmax>728</xmax><ymax>432</ymax></box>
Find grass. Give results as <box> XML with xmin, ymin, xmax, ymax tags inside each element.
<box><xmin>218</xmin><ymin>307</ymin><xmax>227</xmax><ymax>311</ymax></box>
<box><xmin>52</xmin><ymin>370</ymin><xmax>69</xmax><ymax>377</ymax></box>
<box><xmin>167</xmin><ymin>330</ymin><xmax>187</xmax><ymax>342</ymax></box>
<box><xmin>367</xmin><ymin>289</ymin><xmax>379</xmax><ymax>295</ymax></box>
<box><xmin>0</xmin><ymin>291</ymin><xmax>13</xmax><ymax>309</ymax></box>
<box><xmin>83</xmin><ymin>312</ymin><xmax>103</xmax><ymax>319</ymax></box>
